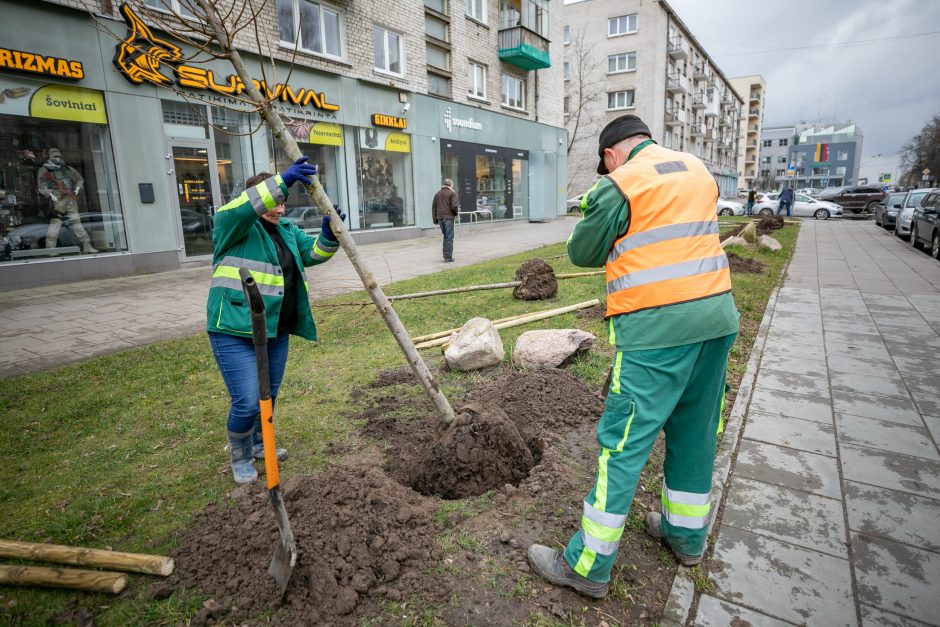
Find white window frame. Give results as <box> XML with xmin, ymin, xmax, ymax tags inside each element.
<box><xmin>466</xmin><ymin>0</ymin><xmax>486</xmax><ymax>23</ymax></box>
<box><xmin>836</xmin><ymin>150</ymin><xmax>848</xmax><ymax>161</ymax></box>
<box><xmin>563</xmin><ymin>25</ymin><xmax>571</xmax><ymax>44</ymax></box>
<box><xmin>835</xmin><ymin>166</ymin><xmax>846</xmax><ymax>175</ymax></box>
<box><xmin>144</xmin><ymin>0</ymin><xmax>204</xmax><ymax>18</ymax></box>
<box><xmin>607</xmin><ymin>52</ymin><xmax>636</xmax><ymax>74</ymax></box>
<box><xmin>468</xmin><ymin>61</ymin><xmax>487</xmax><ymax>100</ymax></box>
<box><xmin>606</xmin><ymin>89</ymin><xmax>635</xmax><ymax>111</ymax></box>
<box><xmin>278</xmin><ymin>0</ymin><xmax>344</xmax><ymax>61</ymax></box>
<box><xmin>372</xmin><ymin>26</ymin><xmax>404</xmax><ymax>76</ymax></box>
<box><xmin>608</xmin><ymin>14</ymin><xmax>637</xmax><ymax>37</ymax></box>
<box><xmin>501</xmin><ymin>73</ymin><xmax>525</xmax><ymax>111</ymax></box>
<box><xmin>563</xmin><ymin>61</ymin><xmax>571</xmax><ymax>81</ymax></box>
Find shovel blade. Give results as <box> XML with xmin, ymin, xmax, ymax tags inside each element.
<box><xmin>267</xmin><ymin>486</ymin><xmax>297</xmax><ymax>602</ymax></box>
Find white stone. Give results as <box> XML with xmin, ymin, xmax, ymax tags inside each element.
<box><xmin>512</xmin><ymin>329</ymin><xmax>595</xmax><ymax>369</ymax></box>
<box><xmin>444</xmin><ymin>317</ymin><xmax>504</xmax><ymax>371</ymax></box>
<box><xmin>721</xmin><ymin>236</ymin><xmax>749</xmax><ymax>249</ymax></box>
<box><xmin>758</xmin><ymin>235</ymin><xmax>782</xmax><ymax>251</ymax></box>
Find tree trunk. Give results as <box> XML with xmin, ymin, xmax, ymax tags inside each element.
<box><xmin>195</xmin><ymin>0</ymin><xmax>454</xmax><ymax>424</ymax></box>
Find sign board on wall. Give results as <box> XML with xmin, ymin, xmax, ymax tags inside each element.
<box><xmin>359</xmin><ymin>128</ymin><xmax>410</xmax><ymax>153</ymax></box>
<box><xmin>0</xmin><ymin>77</ymin><xmax>107</xmax><ymax>125</ymax></box>
<box><xmin>0</xmin><ymin>47</ymin><xmax>84</xmax><ymax>80</ymax></box>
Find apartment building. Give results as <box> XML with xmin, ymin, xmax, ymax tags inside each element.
<box><xmin>0</xmin><ymin>0</ymin><xmax>567</xmax><ymax>289</ymax></box>
<box><xmin>758</xmin><ymin>122</ymin><xmax>864</xmax><ymax>190</ymax></box>
<box><xmin>729</xmin><ymin>75</ymin><xmax>766</xmax><ymax>193</ymax></box>
<box><xmin>561</xmin><ymin>0</ymin><xmax>742</xmax><ymax>198</ymax></box>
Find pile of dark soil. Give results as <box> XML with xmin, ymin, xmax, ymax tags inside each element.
<box><xmin>167</xmin><ymin>466</ymin><xmax>444</xmax><ymax>625</ymax></box>
<box><xmin>756</xmin><ymin>215</ymin><xmax>785</xmax><ymax>234</ymax></box>
<box><xmin>513</xmin><ymin>258</ymin><xmax>558</xmax><ymax>300</ymax></box>
<box><xmin>726</xmin><ymin>252</ymin><xmax>766</xmax><ymax>274</ymax></box>
<box><xmin>575</xmin><ymin>303</ymin><xmax>607</xmax><ymax>321</ymax></box>
<box><xmin>411</xmin><ymin>402</ymin><xmax>537</xmax><ymax>499</ymax></box>
<box><xmin>719</xmin><ymin>223</ymin><xmax>745</xmax><ymax>242</ymax></box>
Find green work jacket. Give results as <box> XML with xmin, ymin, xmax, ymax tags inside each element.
<box><xmin>205</xmin><ymin>174</ymin><xmax>339</xmax><ymax>341</ymax></box>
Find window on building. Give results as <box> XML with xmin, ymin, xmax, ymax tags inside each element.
<box><xmin>607</xmin><ymin>90</ymin><xmax>635</xmax><ymax>110</ymax></box>
<box><xmin>777</xmin><ymin>156</ymin><xmax>787</xmax><ymax>163</ymax></box>
<box><xmin>837</xmin><ymin>149</ymin><xmax>848</xmax><ymax>160</ymax></box>
<box><xmin>775</xmin><ymin>168</ymin><xmax>785</xmax><ymax>177</ymax></box>
<box><xmin>143</xmin><ymin>0</ymin><xmax>202</xmax><ymax>18</ymax></box>
<box><xmin>760</xmin><ymin>169</ymin><xmax>770</xmax><ymax>178</ymax></box>
<box><xmin>608</xmin><ymin>14</ymin><xmax>637</xmax><ymax>36</ymax></box>
<box><xmin>607</xmin><ymin>52</ymin><xmax>636</xmax><ymax>74</ymax></box>
<box><xmin>835</xmin><ymin>166</ymin><xmax>846</xmax><ymax>176</ymax></box>
<box><xmin>760</xmin><ymin>156</ymin><xmax>770</xmax><ymax>164</ymax></box>
<box><xmin>466</xmin><ymin>0</ymin><xmax>485</xmax><ymax>22</ymax></box>
<box><xmin>563</xmin><ymin>25</ymin><xmax>571</xmax><ymax>44</ymax></box>
<box><xmin>501</xmin><ymin>74</ymin><xmax>525</xmax><ymax>110</ymax></box>
<box><xmin>426</xmin><ymin>44</ymin><xmax>450</xmax><ymax>71</ymax></box>
<box><xmin>428</xmin><ymin>72</ymin><xmax>451</xmax><ymax>97</ymax></box>
<box><xmin>276</xmin><ymin>0</ymin><xmax>343</xmax><ymax>59</ymax></box>
<box><xmin>468</xmin><ymin>61</ymin><xmax>486</xmax><ymax>99</ymax></box>
<box><xmin>778</xmin><ymin>138</ymin><xmax>788</xmax><ymax>146</ymax></box>
<box><xmin>373</xmin><ymin>27</ymin><xmax>403</xmax><ymax>75</ymax></box>
<box><xmin>563</xmin><ymin>61</ymin><xmax>571</xmax><ymax>80</ymax></box>
<box><xmin>563</xmin><ymin>96</ymin><xmax>569</xmax><ymax>114</ymax></box>
<box><xmin>425</xmin><ymin>0</ymin><xmax>447</xmax><ymax>12</ymax></box>
<box><xmin>762</xmin><ymin>139</ymin><xmax>772</xmax><ymax>147</ymax></box>
<box><xmin>425</xmin><ymin>14</ymin><xmax>448</xmax><ymax>41</ymax></box>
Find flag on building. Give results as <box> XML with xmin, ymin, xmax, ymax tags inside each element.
<box><xmin>814</xmin><ymin>143</ymin><xmax>829</xmax><ymax>162</ymax></box>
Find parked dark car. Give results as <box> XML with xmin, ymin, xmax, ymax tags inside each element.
<box><xmin>910</xmin><ymin>191</ymin><xmax>940</xmax><ymax>259</ymax></box>
<box><xmin>895</xmin><ymin>188</ymin><xmax>938</xmax><ymax>239</ymax></box>
<box><xmin>818</xmin><ymin>185</ymin><xmax>886</xmax><ymax>214</ymax></box>
<box><xmin>874</xmin><ymin>192</ymin><xmax>907</xmax><ymax>229</ymax></box>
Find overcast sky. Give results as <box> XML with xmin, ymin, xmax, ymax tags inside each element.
<box><xmin>665</xmin><ymin>0</ymin><xmax>940</xmax><ymax>159</ymax></box>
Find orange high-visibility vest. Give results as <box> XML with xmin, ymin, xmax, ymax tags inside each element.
<box><xmin>604</xmin><ymin>144</ymin><xmax>731</xmax><ymax>317</ymax></box>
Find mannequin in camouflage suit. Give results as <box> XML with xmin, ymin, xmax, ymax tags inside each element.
<box><xmin>37</xmin><ymin>148</ymin><xmax>97</xmax><ymax>253</ymax></box>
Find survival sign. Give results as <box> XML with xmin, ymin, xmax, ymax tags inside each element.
<box><xmin>0</xmin><ymin>47</ymin><xmax>84</xmax><ymax>80</ymax></box>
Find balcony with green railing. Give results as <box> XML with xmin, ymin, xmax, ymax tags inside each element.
<box><xmin>498</xmin><ymin>1</ymin><xmax>550</xmax><ymax>70</ymax></box>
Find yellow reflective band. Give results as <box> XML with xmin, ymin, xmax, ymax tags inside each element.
<box><xmin>313</xmin><ymin>243</ymin><xmax>335</xmax><ymax>258</ymax></box>
<box><xmin>610</xmin><ymin>352</ymin><xmax>623</xmax><ymax>395</ymax></box>
<box><xmin>594</xmin><ymin>448</ymin><xmax>611</xmax><ymax>511</ymax></box>
<box><xmin>216</xmin><ymin>191</ymin><xmax>249</xmax><ymax>213</ymax></box>
<box><xmin>581</xmin><ymin>516</ymin><xmax>624</xmax><ymax>543</ymax></box>
<box><xmin>608</xmin><ymin>317</ymin><xmax>616</xmax><ymax>346</ymax></box>
<box><xmin>661</xmin><ymin>494</ymin><xmax>711</xmax><ymax>518</ymax></box>
<box><xmin>213</xmin><ymin>265</ymin><xmax>284</xmax><ymax>287</ymax></box>
<box><xmin>573</xmin><ymin>548</ymin><xmax>597</xmax><ymax>578</ymax></box>
<box><xmin>581</xmin><ymin>178</ymin><xmax>602</xmax><ymax>211</ymax></box>
<box><xmin>258</xmin><ymin>182</ymin><xmax>276</xmax><ymax>209</ymax></box>
<box><xmin>614</xmin><ymin>401</ymin><xmax>635</xmax><ymax>452</ymax></box>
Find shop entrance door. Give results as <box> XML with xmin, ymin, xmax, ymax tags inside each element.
<box><xmin>167</xmin><ymin>141</ymin><xmax>221</xmax><ymax>259</ymax></box>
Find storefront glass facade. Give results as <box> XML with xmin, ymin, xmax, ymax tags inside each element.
<box><xmin>355</xmin><ymin>127</ymin><xmax>413</xmax><ymax>229</ymax></box>
<box><xmin>271</xmin><ymin>119</ymin><xmax>342</xmax><ymax>231</ymax></box>
<box><xmin>441</xmin><ymin>139</ymin><xmax>528</xmax><ymax>220</ymax></box>
<box><xmin>0</xmin><ymin>77</ymin><xmax>124</xmax><ymax>263</ymax></box>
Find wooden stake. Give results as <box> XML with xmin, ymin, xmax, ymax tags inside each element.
<box><xmin>0</xmin><ymin>540</ymin><xmax>173</xmax><ymax>576</ymax></box>
<box><xmin>0</xmin><ymin>564</ymin><xmax>127</xmax><ymax>594</ymax></box>
<box><xmin>415</xmin><ymin>299</ymin><xmax>601</xmax><ymax>349</ymax></box>
<box><xmin>411</xmin><ymin>312</ymin><xmax>535</xmax><ymax>344</ymax></box>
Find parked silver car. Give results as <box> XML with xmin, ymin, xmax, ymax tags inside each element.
<box><xmin>894</xmin><ymin>188</ymin><xmax>939</xmax><ymax>240</ymax></box>
<box><xmin>756</xmin><ymin>193</ymin><xmax>843</xmax><ymax>219</ymax></box>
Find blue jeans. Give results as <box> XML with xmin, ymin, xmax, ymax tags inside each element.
<box><xmin>439</xmin><ymin>219</ymin><xmax>454</xmax><ymax>260</ymax></box>
<box><xmin>746</xmin><ymin>200</ymin><xmax>754</xmax><ymax>215</ymax></box>
<box><xmin>776</xmin><ymin>201</ymin><xmax>791</xmax><ymax>216</ymax></box>
<box><xmin>209</xmin><ymin>330</ymin><xmax>290</xmax><ymax>433</ymax></box>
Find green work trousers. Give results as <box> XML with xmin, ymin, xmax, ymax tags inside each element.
<box><xmin>563</xmin><ymin>332</ymin><xmax>737</xmax><ymax>583</ymax></box>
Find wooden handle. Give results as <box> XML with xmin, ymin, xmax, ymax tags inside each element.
<box><xmin>0</xmin><ymin>564</ymin><xmax>127</xmax><ymax>594</ymax></box>
<box><xmin>0</xmin><ymin>540</ymin><xmax>174</xmax><ymax>576</ymax></box>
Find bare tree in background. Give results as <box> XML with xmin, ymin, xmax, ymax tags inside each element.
<box><xmin>899</xmin><ymin>113</ymin><xmax>940</xmax><ymax>189</ymax></box>
<box><xmin>89</xmin><ymin>0</ymin><xmax>456</xmax><ymax>424</ymax></box>
<box><xmin>563</xmin><ymin>28</ymin><xmax>603</xmax><ymax>194</ymax></box>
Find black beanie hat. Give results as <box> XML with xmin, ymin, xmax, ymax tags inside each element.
<box><xmin>597</xmin><ymin>114</ymin><xmax>652</xmax><ymax>174</ymax></box>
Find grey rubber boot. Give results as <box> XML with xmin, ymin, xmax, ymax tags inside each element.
<box><xmin>527</xmin><ymin>544</ymin><xmax>608</xmax><ymax>599</ymax></box>
<box><xmin>645</xmin><ymin>511</ymin><xmax>703</xmax><ymax>566</ymax></box>
<box><xmin>227</xmin><ymin>429</ymin><xmax>258</xmax><ymax>484</ymax></box>
<box><xmin>252</xmin><ymin>415</ymin><xmax>288</xmax><ymax>461</ymax></box>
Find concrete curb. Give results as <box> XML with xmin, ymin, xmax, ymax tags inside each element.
<box><xmin>660</xmin><ymin>286</ymin><xmax>780</xmax><ymax>626</ymax></box>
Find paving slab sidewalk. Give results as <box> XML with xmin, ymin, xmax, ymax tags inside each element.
<box><xmin>668</xmin><ymin>220</ymin><xmax>940</xmax><ymax>626</ymax></box>
<box><xmin>0</xmin><ymin>219</ymin><xmax>575</xmax><ymax>378</ymax></box>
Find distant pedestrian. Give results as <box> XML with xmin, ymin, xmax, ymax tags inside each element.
<box><xmin>746</xmin><ymin>189</ymin><xmax>757</xmax><ymax>216</ymax></box>
<box><xmin>777</xmin><ymin>187</ymin><xmax>794</xmax><ymax>217</ymax></box>
<box><xmin>433</xmin><ymin>178</ymin><xmax>459</xmax><ymax>262</ymax></box>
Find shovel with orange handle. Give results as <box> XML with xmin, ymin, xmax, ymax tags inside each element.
<box><xmin>239</xmin><ymin>267</ymin><xmax>297</xmax><ymax>602</ymax></box>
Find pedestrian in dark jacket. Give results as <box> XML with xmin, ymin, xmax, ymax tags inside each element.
<box><xmin>206</xmin><ymin>157</ymin><xmax>345</xmax><ymax>484</ymax></box>
<box><xmin>432</xmin><ymin>179</ymin><xmax>459</xmax><ymax>262</ymax></box>
<box><xmin>746</xmin><ymin>189</ymin><xmax>757</xmax><ymax>216</ymax></box>
<box><xmin>777</xmin><ymin>188</ymin><xmax>794</xmax><ymax>216</ymax></box>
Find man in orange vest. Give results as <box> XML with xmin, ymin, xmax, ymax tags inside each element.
<box><xmin>528</xmin><ymin>115</ymin><xmax>739</xmax><ymax>598</ymax></box>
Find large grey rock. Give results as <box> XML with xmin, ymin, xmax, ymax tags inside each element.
<box><xmin>721</xmin><ymin>236</ymin><xmax>748</xmax><ymax>249</ymax></box>
<box><xmin>512</xmin><ymin>329</ymin><xmax>595</xmax><ymax>369</ymax></box>
<box><xmin>444</xmin><ymin>317</ymin><xmax>504</xmax><ymax>371</ymax></box>
<box><xmin>739</xmin><ymin>221</ymin><xmax>758</xmax><ymax>243</ymax></box>
<box><xmin>758</xmin><ymin>234</ymin><xmax>782</xmax><ymax>251</ymax></box>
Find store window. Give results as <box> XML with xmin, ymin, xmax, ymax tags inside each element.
<box><xmin>0</xmin><ymin>78</ymin><xmax>124</xmax><ymax>262</ymax></box>
<box><xmin>373</xmin><ymin>26</ymin><xmax>404</xmax><ymax>76</ymax></box>
<box><xmin>355</xmin><ymin>127</ymin><xmax>414</xmax><ymax>229</ymax></box>
<box><xmin>441</xmin><ymin>140</ymin><xmax>528</xmax><ymax>221</ymax></box>
<box><xmin>271</xmin><ymin>118</ymin><xmax>343</xmax><ymax>231</ymax></box>
<box><xmin>210</xmin><ymin>107</ymin><xmax>251</xmax><ymax>205</ymax></box>
<box><xmin>276</xmin><ymin>0</ymin><xmax>343</xmax><ymax>59</ymax></box>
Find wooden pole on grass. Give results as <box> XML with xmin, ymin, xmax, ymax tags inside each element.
<box><xmin>0</xmin><ymin>540</ymin><xmax>173</xmax><ymax>576</ymax></box>
<box><xmin>0</xmin><ymin>565</ymin><xmax>127</xmax><ymax>594</ymax></box>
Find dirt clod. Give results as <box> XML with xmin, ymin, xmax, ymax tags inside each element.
<box><xmin>726</xmin><ymin>252</ymin><xmax>766</xmax><ymax>274</ymax></box>
<box><xmin>575</xmin><ymin>303</ymin><xmax>606</xmax><ymax>321</ymax></box>
<box><xmin>756</xmin><ymin>215</ymin><xmax>785</xmax><ymax>234</ymax></box>
<box><xmin>513</xmin><ymin>258</ymin><xmax>558</xmax><ymax>300</ymax></box>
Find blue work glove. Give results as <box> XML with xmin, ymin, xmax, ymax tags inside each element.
<box><xmin>280</xmin><ymin>156</ymin><xmax>318</xmax><ymax>188</ymax></box>
<box><xmin>321</xmin><ymin>207</ymin><xmax>346</xmax><ymax>242</ymax></box>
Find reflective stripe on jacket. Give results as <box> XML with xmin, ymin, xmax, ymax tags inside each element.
<box><xmin>205</xmin><ymin>174</ymin><xmax>339</xmax><ymax>340</ymax></box>
<box><xmin>604</xmin><ymin>144</ymin><xmax>731</xmax><ymax>317</ymax></box>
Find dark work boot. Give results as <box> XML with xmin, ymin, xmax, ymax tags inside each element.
<box><xmin>645</xmin><ymin>512</ymin><xmax>703</xmax><ymax>566</ymax></box>
<box><xmin>252</xmin><ymin>416</ymin><xmax>288</xmax><ymax>461</ymax></box>
<box><xmin>527</xmin><ymin>544</ymin><xmax>608</xmax><ymax>599</ymax></box>
<box><xmin>227</xmin><ymin>429</ymin><xmax>258</xmax><ymax>485</ymax></box>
